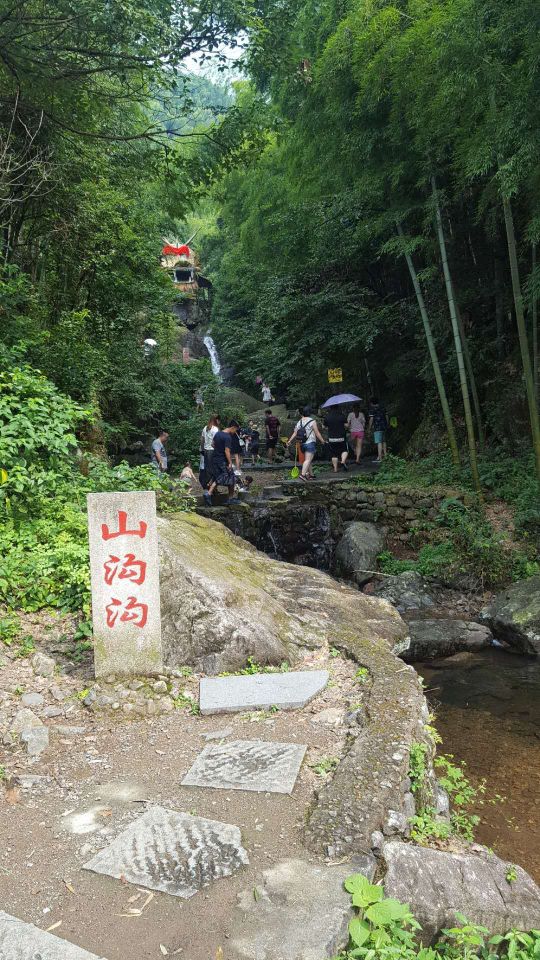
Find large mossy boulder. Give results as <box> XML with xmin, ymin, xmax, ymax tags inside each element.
<box><xmin>480</xmin><ymin>575</ymin><xmax>540</xmax><ymax>655</ymax></box>
<box><xmin>158</xmin><ymin>512</ymin><xmax>426</xmax><ymax>856</ymax></box>
<box><xmin>334</xmin><ymin>521</ymin><xmax>385</xmax><ymax>586</ymax></box>
<box><xmin>159</xmin><ymin>512</ymin><xmax>407</xmax><ymax>674</ymax></box>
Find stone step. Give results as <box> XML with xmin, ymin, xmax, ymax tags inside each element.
<box><xmin>181</xmin><ymin>739</ymin><xmax>307</xmax><ymax>794</ymax></box>
<box><xmin>262</xmin><ymin>485</ymin><xmax>289</xmax><ymax>500</ymax></box>
<box><xmin>199</xmin><ymin>669</ymin><xmax>329</xmax><ymax>715</ymax></box>
<box><xmin>83</xmin><ymin>806</ymin><xmax>248</xmax><ymax>898</ymax></box>
<box><xmin>0</xmin><ymin>910</ymin><xmax>106</xmax><ymax>959</ymax></box>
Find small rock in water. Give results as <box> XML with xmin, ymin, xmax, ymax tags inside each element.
<box><xmin>21</xmin><ymin>693</ymin><xmax>44</xmax><ymax>709</ymax></box>
<box><xmin>31</xmin><ymin>652</ymin><xmax>56</xmax><ymax>678</ymax></box>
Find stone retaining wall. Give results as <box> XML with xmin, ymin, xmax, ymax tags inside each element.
<box><xmin>280</xmin><ymin>480</ymin><xmax>471</xmax><ymax>539</ymax></box>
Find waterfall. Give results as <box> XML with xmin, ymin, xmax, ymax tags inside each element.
<box><xmin>203</xmin><ymin>334</ymin><xmax>222</xmax><ymax>380</ymax></box>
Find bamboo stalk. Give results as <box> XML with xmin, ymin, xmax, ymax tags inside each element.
<box><xmin>502</xmin><ymin>197</ymin><xmax>540</xmax><ymax>479</ymax></box>
<box><xmin>396</xmin><ymin>221</ymin><xmax>460</xmax><ymax>467</ymax></box>
<box><xmin>431</xmin><ymin>176</ymin><xmax>482</xmax><ymax>496</ymax></box>
<box><xmin>454</xmin><ymin>293</ymin><xmax>485</xmax><ymax>449</ymax></box>
<box><xmin>533</xmin><ymin>244</ymin><xmax>538</xmax><ymax>405</ymax></box>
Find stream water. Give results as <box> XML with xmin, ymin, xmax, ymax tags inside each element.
<box><xmin>419</xmin><ymin>648</ymin><xmax>540</xmax><ymax>882</ymax></box>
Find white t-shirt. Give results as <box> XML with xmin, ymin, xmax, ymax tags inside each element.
<box><xmin>201</xmin><ymin>425</ymin><xmax>218</xmax><ymax>451</ymax></box>
<box><xmin>262</xmin><ymin>385</ymin><xmax>272</xmax><ymax>402</ymax></box>
<box><xmin>347</xmin><ymin>412</ymin><xmax>366</xmax><ymax>433</ymax></box>
<box><xmin>296</xmin><ymin>417</ymin><xmax>317</xmax><ymax>444</ymax></box>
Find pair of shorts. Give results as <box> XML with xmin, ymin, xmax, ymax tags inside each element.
<box><xmin>329</xmin><ymin>439</ymin><xmax>347</xmax><ymax>456</ymax></box>
<box><xmin>351</xmin><ymin>431</ymin><xmax>364</xmax><ymax>440</ymax></box>
<box><xmin>266</xmin><ymin>437</ymin><xmax>278</xmax><ymax>449</ymax></box>
<box><xmin>302</xmin><ymin>442</ymin><xmax>316</xmax><ymax>453</ymax></box>
<box><xmin>212</xmin><ymin>461</ymin><xmax>235</xmax><ymax>487</ymax></box>
<box><xmin>374</xmin><ymin>430</ymin><xmax>386</xmax><ymax>444</ymax></box>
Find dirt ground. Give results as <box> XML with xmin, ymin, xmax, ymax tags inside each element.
<box><xmin>0</xmin><ymin>640</ymin><xmax>361</xmax><ymax>960</ymax></box>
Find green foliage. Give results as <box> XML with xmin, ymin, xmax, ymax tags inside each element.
<box><xmin>219</xmin><ymin>658</ymin><xmax>290</xmax><ymax>677</ymax></box>
<box><xmin>0</xmin><ymin>364</ymin><xmax>194</xmax><ymax>617</ymax></box>
<box><xmin>335</xmin><ymin>877</ymin><xmax>540</xmax><ymax>960</ymax></box>
<box><xmin>377</xmin><ymin>474</ymin><xmax>538</xmax><ymax>588</ymax></box>
<box><xmin>309</xmin><ymin>756</ymin><xmax>340</xmax><ymax>777</ymax></box>
<box><xmin>172</xmin><ymin>693</ymin><xmax>200</xmax><ymax>716</ymax></box>
<box><xmin>408</xmin><ymin>741</ymin><xmax>483</xmax><ymax>846</ymax></box>
<box><xmin>354</xmin><ymin>667</ymin><xmax>370</xmax><ymax>684</ymax></box>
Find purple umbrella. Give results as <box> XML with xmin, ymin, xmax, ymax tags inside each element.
<box><xmin>321</xmin><ymin>393</ymin><xmax>362</xmax><ymax>408</ymax></box>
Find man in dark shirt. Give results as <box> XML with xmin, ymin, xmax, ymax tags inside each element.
<box><xmin>204</xmin><ymin>421</ymin><xmax>241</xmax><ymax>506</ymax></box>
<box><xmin>265</xmin><ymin>408</ymin><xmax>281</xmax><ymax>462</ymax></box>
<box><xmin>324</xmin><ymin>409</ymin><xmax>349</xmax><ymax>472</ymax></box>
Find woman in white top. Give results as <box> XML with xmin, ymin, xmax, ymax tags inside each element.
<box><xmin>287</xmin><ymin>405</ymin><xmax>325</xmax><ymax>480</ymax></box>
<box><xmin>200</xmin><ymin>415</ymin><xmax>219</xmax><ymax>488</ymax></box>
<box><xmin>347</xmin><ymin>405</ymin><xmax>366</xmax><ymax>464</ymax></box>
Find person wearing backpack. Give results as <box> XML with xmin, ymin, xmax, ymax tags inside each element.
<box><xmin>286</xmin><ymin>405</ymin><xmax>325</xmax><ymax>480</ymax></box>
<box><xmin>368</xmin><ymin>396</ymin><xmax>388</xmax><ymax>462</ymax></box>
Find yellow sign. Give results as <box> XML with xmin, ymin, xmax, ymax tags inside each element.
<box><xmin>328</xmin><ymin>368</ymin><xmax>343</xmax><ymax>383</ymax></box>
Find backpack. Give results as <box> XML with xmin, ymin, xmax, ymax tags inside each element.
<box><xmin>296</xmin><ymin>418</ymin><xmax>314</xmax><ymax>444</ymax></box>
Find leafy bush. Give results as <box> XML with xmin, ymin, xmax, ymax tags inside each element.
<box><xmin>0</xmin><ymin>364</ymin><xmax>194</xmax><ymax>617</ymax></box>
<box><xmin>366</xmin><ymin>452</ymin><xmax>540</xmax><ymax>548</ymax></box>
<box><xmin>334</xmin><ymin>874</ymin><xmax>540</xmax><ymax>959</ymax></box>
<box><xmin>378</xmin><ymin>497</ymin><xmax>538</xmax><ymax>589</ymax></box>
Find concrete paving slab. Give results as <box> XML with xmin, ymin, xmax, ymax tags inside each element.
<box><xmin>181</xmin><ymin>739</ymin><xmax>307</xmax><ymax>794</ymax></box>
<box><xmin>0</xmin><ymin>910</ymin><xmax>105</xmax><ymax>959</ymax></box>
<box><xmin>228</xmin><ymin>856</ymin><xmax>376</xmax><ymax>960</ymax></box>
<box><xmin>199</xmin><ymin>670</ymin><xmax>329</xmax><ymax>716</ymax></box>
<box><xmin>83</xmin><ymin>805</ymin><xmax>248</xmax><ymax>898</ymax></box>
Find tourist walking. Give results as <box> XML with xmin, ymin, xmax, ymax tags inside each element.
<box><xmin>204</xmin><ymin>420</ymin><xmax>241</xmax><ymax>506</ymax></box>
<box><xmin>261</xmin><ymin>381</ymin><xmax>274</xmax><ymax>404</ymax></box>
<box><xmin>194</xmin><ymin>386</ymin><xmax>205</xmax><ymax>411</ymax></box>
<box><xmin>368</xmin><ymin>397</ymin><xmax>388</xmax><ymax>462</ymax></box>
<box><xmin>151</xmin><ymin>429</ymin><xmax>169</xmax><ymax>473</ymax></box>
<box><xmin>265</xmin><ymin>408</ymin><xmax>281</xmax><ymax>462</ymax></box>
<box><xmin>247</xmin><ymin>421</ymin><xmax>261</xmax><ymax>461</ymax></box>
<box><xmin>324</xmin><ymin>407</ymin><xmax>349</xmax><ymax>472</ymax></box>
<box><xmin>287</xmin><ymin>406</ymin><xmax>325</xmax><ymax>480</ymax></box>
<box><xmin>200</xmin><ymin>415</ymin><xmax>219</xmax><ymax>488</ymax></box>
<box><xmin>347</xmin><ymin>404</ymin><xmax>366</xmax><ymax>463</ymax></box>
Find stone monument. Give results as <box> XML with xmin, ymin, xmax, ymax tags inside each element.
<box><xmin>87</xmin><ymin>491</ymin><xmax>163</xmax><ymax>677</ymax></box>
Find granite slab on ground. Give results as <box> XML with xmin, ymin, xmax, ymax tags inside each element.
<box><xmin>199</xmin><ymin>670</ymin><xmax>329</xmax><ymax>715</ymax></box>
<box><xmin>83</xmin><ymin>806</ymin><xmax>248</xmax><ymax>898</ymax></box>
<box><xmin>0</xmin><ymin>911</ymin><xmax>105</xmax><ymax>960</ymax></box>
<box><xmin>228</xmin><ymin>857</ymin><xmax>376</xmax><ymax>960</ymax></box>
<box><xmin>182</xmin><ymin>739</ymin><xmax>307</xmax><ymax>794</ymax></box>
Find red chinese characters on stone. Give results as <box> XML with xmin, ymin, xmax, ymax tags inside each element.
<box><xmin>101</xmin><ymin>510</ymin><xmax>147</xmax><ymax>541</ymax></box>
<box><xmin>103</xmin><ymin>553</ymin><xmax>147</xmax><ymax>587</ymax></box>
<box><xmin>105</xmin><ymin>596</ymin><xmax>149</xmax><ymax>629</ymax></box>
